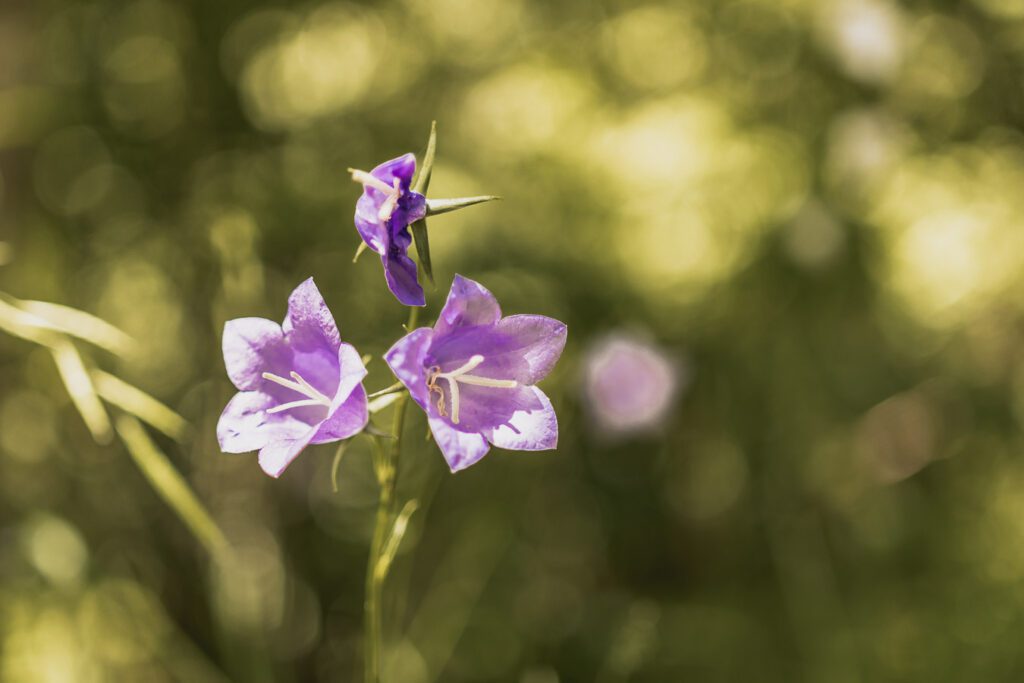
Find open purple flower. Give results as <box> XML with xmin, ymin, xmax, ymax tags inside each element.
<box><xmin>217</xmin><ymin>278</ymin><xmax>369</xmax><ymax>477</ymax></box>
<box><xmin>385</xmin><ymin>275</ymin><xmax>566</xmax><ymax>472</ymax></box>
<box><xmin>350</xmin><ymin>154</ymin><xmax>428</xmax><ymax>307</ymax></box>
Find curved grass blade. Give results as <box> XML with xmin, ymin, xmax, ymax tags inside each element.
<box><xmin>51</xmin><ymin>339</ymin><xmax>112</xmax><ymax>444</ymax></box>
<box><xmin>92</xmin><ymin>370</ymin><xmax>188</xmax><ymax>441</ymax></box>
<box><xmin>115</xmin><ymin>414</ymin><xmax>230</xmax><ymax>561</ymax></box>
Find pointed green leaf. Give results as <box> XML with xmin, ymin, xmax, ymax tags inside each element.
<box><xmin>115</xmin><ymin>414</ymin><xmax>230</xmax><ymax>561</ymax></box>
<box><xmin>410</xmin><ymin>218</ymin><xmax>434</xmax><ymax>285</ymax></box>
<box><xmin>425</xmin><ymin>196</ymin><xmax>502</xmax><ymax>217</ymax></box>
<box><xmin>368</xmin><ymin>381</ymin><xmax>405</xmax><ymax>399</ymax></box>
<box><xmin>330</xmin><ymin>439</ymin><xmax>350</xmax><ymax>493</ymax></box>
<box><xmin>413</xmin><ymin>121</ymin><xmax>437</xmax><ymax>195</ymax></box>
<box><xmin>92</xmin><ymin>370</ymin><xmax>188</xmax><ymax>441</ymax></box>
<box><xmin>353</xmin><ymin>241</ymin><xmax>369</xmax><ymax>263</ymax></box>
<box><xmin>374</xmin><ymin>499</ymin><xmax>419</xmax><ymax>581</ymax></box>
<box><xmin>368</xmin><ymin>391</ymin><xmax>403</xmax><ymax>415</ymax></box>
<box><xmin>51</xmin><ymin>340</ymin><xmax>112</xmax><ymax>444</ymax></box>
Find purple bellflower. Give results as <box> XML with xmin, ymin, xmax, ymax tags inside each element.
<box><xmin>217</xmin><ymin>278</ymin><xmax>369</xmax><ymax>477</ymax></box>
<box><xmin>385</xmin><ymin>275</ymin><xmax>566</xmax><ymax>472</ymax></box>
<box><xmin>350</xmin><ymin>154</ymin><xmax>428</xmax><ymax>307</ymax></box>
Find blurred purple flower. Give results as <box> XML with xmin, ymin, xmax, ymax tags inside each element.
<box><xmin>583</xmin><ymin>333</ymin><xmax>681</xmax><ymax>436</ymax></box>
<box><xmin>350</xmin><ymin>154</ymin><xmax>428</xmax><ymax>307</ymax></box>
<box><xmin>217</xmin><ymin>278</ymin><xmax>369</xmax><ymax>477</ymax></box>
<box><xmin>385</xmin><ymin>275</ymin><xmax>566</xmax><ymax>472</ymax></box>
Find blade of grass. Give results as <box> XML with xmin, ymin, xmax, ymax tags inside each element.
<box><xmin>374</xmin><ymin>499</ymin><xmax>418</xmax><ymax>582</ymax></box>
<box><xmin>19</xmin><ymin>299</ymin><xmax>133</xmax><ymax>355</ymax></box>
<box><xmin>50</xmin><ymin>339</ymin><xmax>112</xmax><ymax>443</ymax></box>
<box><xmin>114</xmin><ymin>414</ymin><xmax>229</xmax><ymax>561</ymax></box>
<box><xmin>92</xmin><ymin>370</ymin><xmax>188</xmax><ymax>441</ymax></box>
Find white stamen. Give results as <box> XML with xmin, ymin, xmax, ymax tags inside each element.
<box><xmin>262</xmin><ymin>371</ymin><xmax>332</xmax><ymax>414</ymax></box>
<box><xmin>267</xmin><ymin>399</ymin><xmax>328</xmax><ymax>414</ymax></box>
<box><xmin>349</xmin><ymin>168</ymin><xmax>403</xmax><ymax>222</ymax></box>
<box><xmin>349</xmin><ymin>168</ymin><xmax>394</xmax><ymax>194</ymax></box>
<box><xmin>426</xmin><ymin>355</ymin><xmax>518</xmax><ymax>425</ymax></box>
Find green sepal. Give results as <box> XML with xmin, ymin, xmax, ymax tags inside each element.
<box><xmin>410</xmin><ymin>217</ymin><xmax>433</xmax><ymax>286</ymax></box>
<box><xmin>413</xmin><ymin>121</ymin><xmax>437</xmax><ymax>195</ymax></box>
<box><xmin>353</xmin><ymin>241</ymin><xmax>369</xmax><ymax>263</ymax></box>
<box><xmin>410</xmin><ymin>121</ymin><xmax>438</xmax><ymax>285</ymax></box>
<box><xmin>425</xmin><ymin>196</ymin><xmax>501</xmax><ymax>216</ymax></box>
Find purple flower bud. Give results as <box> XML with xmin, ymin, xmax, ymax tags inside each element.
<box><xmin>582</xmin><ymin>333</ymin><xmax>681</xmax><ymax>436</ymax></box>
<box><xmin>217</xmin><ymin>278</ymin><xmax>369</xmax><ymax>477</ymax></box>
<box><xmin>385</xmin><ymin>275</ymin><xmax>567</xmax><ymax>472</ymax></box>
<box><xmin>350</xmin><ymin>154</ymin><xmax>428</xmax><ymax>306</ymax></box>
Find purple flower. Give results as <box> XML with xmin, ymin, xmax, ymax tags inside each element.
<box><xmin>582</xmin><ymin>333</ymin><xmax>681</xmax><ymax>437</ymax></box>
<box><xmin>350</xmin><ymin>154</ymin><xmax>428</xmax><ymax>307</ymax></box>
<box><xmin>385</xmin><ymin>275</ymin><xmax>566</xmax><ymax>472</ymax></box>
<box><xmin>217</xmin><ymin>278</ymin><xmax>369</xmax><ymax>477</ymax></box>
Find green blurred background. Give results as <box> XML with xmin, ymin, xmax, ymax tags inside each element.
<box><xmin>2</xmin><ymin>0</ymin><xmax>1024</xmax><ymax>680</ymax></box>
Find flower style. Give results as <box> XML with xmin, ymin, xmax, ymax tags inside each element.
<box><xmin>217</xmin><ymin>278</ymin><xmax>369</xmax><ymax>477</ymax></box>
<box><xmin>385</xmin><ymin>275</ymin><xmax>566</xmax><ymax>472</ymax></box>
<box><xmin>351</xmin><ymin>154</ymin><xmax>428</xmax><ymax>307</ymax></box>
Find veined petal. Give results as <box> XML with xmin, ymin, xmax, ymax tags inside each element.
<box><xmin>222</xmin><ymin>317</ymin><xmax>287</xmax><ymax>391</ymax></box>
<box><xmin>435</xmin><ymin>275</ymin><xmax>502</xmax><ymax>336</ymax></box>
<box><xmin>312</xmin><ymin>385</ymin><xmax>368</xmax><ymax>443</ymax></box>
<box><xmin>486</xmin><ymin>386</ymin><xmax>558</xmax><ymax>451</ymax></box>
<box><xmin>372</xmin><ymin>153</ymin><xmax>417</xmax><ymax>190</ymax></box>
<box><xmin>333</xmin><ymin>343</ymin><xmax>369</xmax><ymax>406</ymax></box>
<box><xmin>355</xmin><ymin>207</ymin><xmax>387</xmax><ymax>254</ymax></box>
<box><xmin>283</xmin><ymin>278</ymin><xmax>341</xmax><ymax>353</ymax></box>
<box><xmin>428</xmin><ymin>416</ymin><xmax>490</xmax><ymax>472</ymax></box>
<box><xmin>217</xmin><ymin>391</ymin><xmax>310</xmax><ymax>453</ymax></box>
<box><xmin>493</xmin><ymin>315</ymin><xmax>567</xmax><ymax>384</ymax></box>
<box><xmin>385</xmin><ymin>328</ymin><xmax>434</xmax><ymax>411</ymax></box>
<box><xmin>259</xmin><ymin>428</ymin><xmax>317</xmax><ymax>478</ymax></box>
<box><xmin>382</xmin><ymin>250</ymin><xmax>426</xmax><ymax>307</ymax></box>
<box><xmin>440</xmin><ymin>382</ymin><xmax>539</xmax><ymax>433</ymax></box>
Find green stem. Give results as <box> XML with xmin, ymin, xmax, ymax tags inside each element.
<box><xmin>364</xmin><ymin>436</ymin><xmax>390</xmax><ymax>683</ymax></box>
<box><xmin>364</xmin><ymin>305</ymin><xmax>419</xmax><ymax>683</ymax></box>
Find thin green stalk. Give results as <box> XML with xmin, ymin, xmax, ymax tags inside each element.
<box><xmin>364</xmin><ymin>305</ymin><xmax>419</xmax><ymax>683</ymax></box>
<box><xmin>364</xmin><ymin>436</ymin><xmax>391</xmax><ymax>683</ymax></box>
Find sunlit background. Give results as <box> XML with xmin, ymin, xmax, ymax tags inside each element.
<box><xmin>2</xmin><ymin>0</ymin><xmax>1024</xmax><ymax>680</ymax></box>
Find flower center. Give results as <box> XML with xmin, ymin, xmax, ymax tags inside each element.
<box><xmin>349</xmin><ymin>168</ymin><xmax>403</xmax><ymax>222</ymax></box>
<box><xmin>262</xmin><ymin>370</ymin><xmax>333</xmax><ymax>415</ymax></box>
<box><xmin>426</xmin><ymin>355</ymin><xmax>518</xmax><ymax>425</ymax></box>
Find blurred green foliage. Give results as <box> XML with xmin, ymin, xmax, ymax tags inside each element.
<box><xmin>3</xmin><ymin>0</ymin><xmax>1024</xmax><ymax>681</ymax></box>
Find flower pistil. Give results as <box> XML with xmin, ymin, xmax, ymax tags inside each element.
<box><xmin>426</xmin><ymin>354</ymin><xmax>518</xmax><ymax>425</ymax></box>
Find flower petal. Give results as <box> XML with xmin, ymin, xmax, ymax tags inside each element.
<box><xmin>217</xmin><ymin>391</ymin><xmax>310</xmax><ymax>453</ymax></box>
<box><xmin>434</xmin><ymin>275</ymin><xmax>502</xmax><ymax>336</ymax></box>
<box><xmin>385</xmin><ymin>328</ymin><xmax>434</xmax><ymax>412</ymax></box>
<box><xmin>355</xmin><ymin>207</ymin><xmax>387</xmax><ymax>254</ymax></box>
<box><xmin>283</xmin><ymin>278</ymin><xmax>341</xmax><ymax>354</ymax></box>
<box><xmin>486</xmin><ymin>386</ymin><xmax>558</xmax><ymax>451</ymax></box>
<box><xmin>428</xmin><ymin>416</ymin><xmax>490</xmax><ymax>472</ymax></box>
<box><xmin>259</xmin><ymin>428</ymin><xmax>317</xmax><ymax>478</ymax></box>
<box><xmin>222</xmin><ymin>318</ymin><xmax>287</xmax><ymax>391</ymax></box>
<box><xmin>333</xmin><ymin>343</ymin><xmax>369</xmax><ymax>404</ymax></box>
<box><xmin>382</xmin><ymin>249</ymin><xmax>426</xmax><ymax>307</ymax></box>
<box><xmin>372</xmin><ymin>153</ymin><xmax>417</xmax><ymax>190</ymax></box>
<box><xmin>493</xmin><ymin>315</ymin><xmax>567</xmax><ymax>384</ymax></box>
<box><xmin>312</xmin><ymin>385</ymin><xmax>368</xmax><ymax>443</ymax></box>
